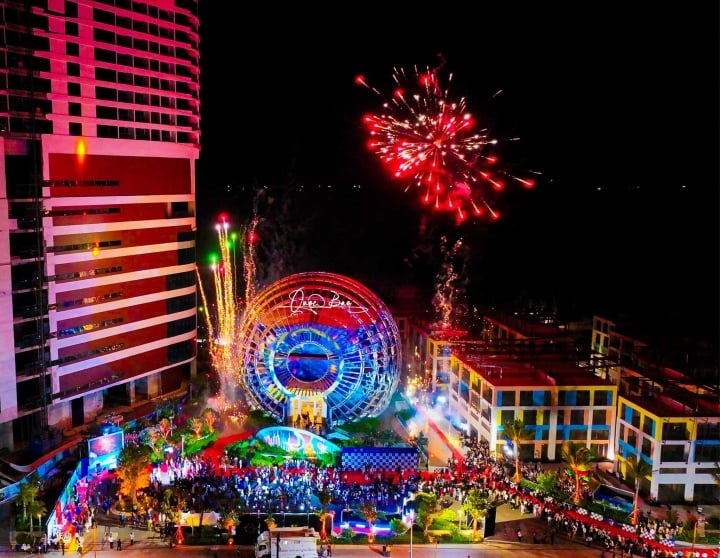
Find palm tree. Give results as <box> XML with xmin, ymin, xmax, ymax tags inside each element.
<box><xmin>462</xmin><ymin>488</ymin><xmax>490</xmax><ymax>540</ymax></box>
<box><xmin>188</xmin><ymin>417</ymin><xmax>204</xmax><ymax>439</ymax></box>
<box><xmin>560</xmin><ymin>441</ymin><xmax>595</xmax><ymax>504</ymax></box>
<box><xmin>357</xmin><ymin>501</ymin><xmax>379</xmax><ymax>542</ymax></box>
<box><xmin>17</xmin><ymin>473</ymin><xmax>41</xmax><ymax>523</ymax></box>
<box><xmin>28</xmin><ymin>499</ymin><xmax>47</xmax><ymax>533</ymax></box>
<box><xmin>203</xmin><ymin>408</ymin><xmax>218</xmax><ymax>433</ymax></box>
<box><xmin>117</xmin><ymin>443</ymin><xmax>152</xmax><ymax>508</ymax></box>
<box><xmin>535</xmin><ymin>471</ymin><xmax>560</xmax><ymax>495</ymax></box>
<box><xmin>624</xmin><ymin>454</ymin><xmax>653</xmax><ymax>525</ymax></box>
<box><xmin>502</xmin><ymin>419</ymin><xmax>532</xmax><ymax>483</ymax></box>
<box><xmin>316</xmin><ymin>489</ymin><xmax>333</xmax><ymax>541</ymax></box>
<box><xmin>414</xmin><ymin>492</ymin><xmax>439</xmax><ymax>536</ymax></box>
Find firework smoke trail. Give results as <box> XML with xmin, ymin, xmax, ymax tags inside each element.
<box><xmin>197</xmin><ymin>208</ymin><xmax>265</xmax><ymax>409</ymax></box>
<box><xmin>214</xmin><ymin>215</ymin><xmax>241</xmax><ymax>402</ymax></box>
<box><xmin>243</xmin><ymin>215</ymin><xmax>259</xmax><ymax>305</ymax></box>
<box><xmin>356</xmin><ymin>55</ymin><xmax>535</xmax><ymax>223</ymax></box>
<box><xmin>431</xmin><ymin>236</ymin><xmax>469</xmax><ymax>331</ymax></box>
<box><xmin>196</xmin><ymin>214</ymin><xmax>244</xmax><ymax>405</ymax></box>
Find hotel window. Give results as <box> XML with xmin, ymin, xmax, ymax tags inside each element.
<box><xmin>623</xmin><ymin>406</ymin><xmax>641</xmax><ymax>427</ymax></box>
<box><xmin>523</xmin><ymin>410</ymin><xmax>537</xmax><ymax>425</ymax></box>
<box><xmin>662</xmin><ymin>422</ymin><xmax>689</xmax><ymax>441</ymax></box>
<box><xmin>66</xmin><ymin>43</ymin><xmax>79</xmax><ymax>56</ymax></box>
<box><xmin>570</xmin><ymin>410</ymin><xmax>584</xmax><ymax>425</ymax></box>
<box><xmin>641</xmin><ymin>437</ymin><xmax>652</xmax><ymax>458</ymax></box>
<box><xmin>569</xmin><ymin>429</ymin><xmax>586</xmax><ymax>441</ymax></box>
<box><xmin>660</xmin><ymin>444</ymin><xmax>685</xmax><ymax>463</ymax></box>
<box><xmin>93</xmin><ymin>8</ymin><xmax>115</xmax><ymax>25</ymax></box>
<box><xmin>642</xmin><ymin>416</ymin><xmax>655</xmax><ymax>437</ymax></box>
<box><xmin>696</xmin><ymin>444</ymin><xmax>720</xmax><ymax>463</ymax></box>
<box><xmin>519</xmin><ymin>391</ymin><xmax>534</xmax><ymax>406</ymax></box>
<box><xmin>134</xmin><ymin>75</ymin><xmax>150</xmax><ymax>88</ymax></box>
<box><xmin>69</xmin><ymin>123</ymin><xmax>81</xmax><ymax>136</ymax></box>
<box><xmin>68</xmin><ymin>83</ymin><xmax>80</xmax><ymax>96</ymax></box>
<box><xmin>133</xmin><ymin>19</ymin><xmax>148</xmax><ymax>33</ymax></box>
<box><xmin>481</xmin><ymin>406</ymin><xmax>490</xmax><ymax>422</ymax></box>
<box><xmin>134</xmin><ymin>57</ymin><xmax>150</xmax><ymax>71</ymax></box>
<box><xmin>592</xmin><ymin>409</ymin><xmax>605</xmax><ymax>425</ymax></box>
<box><xmin>627</xmin><ymin>430</ymin><xmax>637</xmax><ymax>448</ymax></box>
<box><xmin>65</xmin><ymin>21</ymin><xmax>79</xmax><ymax>36</ymax></box>
<box><xmin>93</xmin><ymin>27</ymin><xmax>114</xmax><ymax>44</ymax></box>
<box><xmin>69</xmin><ymin>103</ymin><xmax>81</xmax><ymax>117</ymax></box>
<box><xmin>133</xmin><ymin>38</ymin><xmax>149</xmax><ymax>52</ymax></box>
<box><xmin>500</xmin><ymin>410</ymin><xmax>515</xmax><ymax>426</ymax></box>
<box><xmin>576</xmin><ymin>390</ymin><xmax>590</xmax><ymax>406</ymax></box>
<box><xmin>593</xmin><ymin>390</ymin><xmax>611</xmax><ymax>406</ymax></box>
<box><xmin>168</xmin><ymin>340</ymin><xmax>194</xmax><ymax>364</ymax></box>
<box><xmin>96</xmin><ymin>106</ymin><xmax>117</xmax><ymax>119</ymax></box>
<box><xmin>697</xmin><ymin>421</ymin><xmax>720</xmax><ymax>440</ymax></box>
<box><xmin>118</xmin><ymin>91</ymin><xmax>133</xmax><ymax>104</ymax></box>
<box><xmin>97</xmin><ymin>125</ymin><xmax>118</xmax><ymax>138</ymax></box>
<box><xmin>67</xmin><ymin>62</ymin><xmax>80</xmax><ymax>77</ymax></box>
<box><xmin>499</xmin><ymin>391</ymin><xmax>515</xmax><ymax>407</ymax></box>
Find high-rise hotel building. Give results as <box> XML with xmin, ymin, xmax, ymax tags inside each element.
<box><xmin>0</xmin><ymin>0</ymin><xmax>199</xmax><ymax>451</ymax></box>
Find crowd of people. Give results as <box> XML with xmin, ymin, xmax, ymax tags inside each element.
<box><xmin>44</xmin><ymin>416</ymin><xmax>711</xmax><ymax>558</ymax></box>
<box><xmin>123</xmin><ymin>435</ymin><xmax>691</xmax><ymax>558</ymax></box>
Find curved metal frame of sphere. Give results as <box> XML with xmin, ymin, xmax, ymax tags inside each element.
<box><xmin>237</xmin><ymin>272</ymin><xmax>401</xmax><ymax>424</ymax></box>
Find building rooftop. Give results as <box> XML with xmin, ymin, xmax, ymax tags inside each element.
<box><xmin>621</xmin><ymin>386</ymin><xmax>720</xmax><ymax>419</ymax></box>
<box><xmin>453</xmin><ymin>350</ymin><xmax>614</xmax><ymax>389</ymax></box>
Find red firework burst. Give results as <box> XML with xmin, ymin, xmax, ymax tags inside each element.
<box><xmin>356</xmin><ymin>58</ymin><xmax>535</xmax><ymax>223</ymax></box>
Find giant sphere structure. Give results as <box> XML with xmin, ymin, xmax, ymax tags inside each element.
<box><xmin>237</xmin><ymin>272</ymin><xmax>401</xmax><ymax>424</ymax></box>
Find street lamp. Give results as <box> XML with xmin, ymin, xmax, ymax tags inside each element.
<box><xmin>405</xmin><ymin>511</ymin><xmax>416</xmax><ymax>558</ymax></box>
<box><xmin>93</xmin><ymin>524</ymin><xmax>97</xmax><ymax>558</ymax></box>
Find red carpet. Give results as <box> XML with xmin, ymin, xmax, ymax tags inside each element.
<box><xmin>201</xmin><ymin>430</ymin><xmax>254</xmax><ymax>462</ymax></box>
<box><xmin>415</xmin><ymin>407</ymin><xmax>465</xmax><ymax>467</ymax></box>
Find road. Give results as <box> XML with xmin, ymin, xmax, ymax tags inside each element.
<box><xmin>46</xmin><ymin>542</ymin><xmax>608</xmax><ymax>558</ymax></box>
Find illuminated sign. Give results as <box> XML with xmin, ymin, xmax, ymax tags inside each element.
<box><xmin>257</xmin><ymin>426</ymin><xmax>341</xmax><ymax>456</ymax></box>
<box><xmin>284</xmin><ymin>287</ymin><xmax>369</xmax><ymax>317</ymax></box>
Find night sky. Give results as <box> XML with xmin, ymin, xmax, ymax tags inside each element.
<box><xmin>195</xmin><ymin>4</ymin><xmax>719</xmax><ymax>341</ymax></box>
